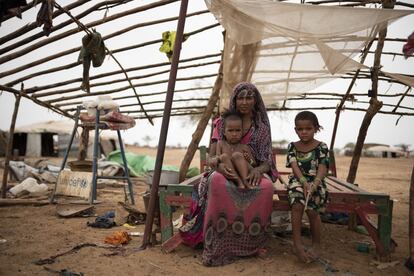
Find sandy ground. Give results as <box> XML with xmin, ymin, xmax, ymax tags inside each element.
<box><xmin>0</xmin><ymin>146</ymin><xmax>413</xmax><ymax>276</ymax></box>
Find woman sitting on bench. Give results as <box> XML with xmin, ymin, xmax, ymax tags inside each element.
<box><xmin>180</xmin><ymin>82</ymin><xmax>278</xmax><ymax>266</ymax></box>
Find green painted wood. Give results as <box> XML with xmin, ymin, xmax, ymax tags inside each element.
<box><xmin>378</xmin><ymin>199</ymin><xmax>393</xmax><ymax>257</ymax></box>
<box><xmin>166</xmin><ymin>184</ymin><xmax>193</xmax><ymax>194</ymax></box>
<box><xmin>199</xmin><ymin>145</ymin><xmax>207</xmax><ymax>172</ymax></box>
<box><xmin>159</xmin><ymin>190</ymin><xmax>173</xmax><ymax>242</ymax></box>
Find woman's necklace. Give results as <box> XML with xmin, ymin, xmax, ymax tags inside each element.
<box><xmin>242</xmin><ymin>119</ymin><xmax>253</xmax><ymax>135</ymax></box>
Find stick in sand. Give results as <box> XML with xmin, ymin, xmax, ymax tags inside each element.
<box><xmin>304</xmin><ymin>183</ymin><xmax>313</xmax><ymax>211</ymax></box>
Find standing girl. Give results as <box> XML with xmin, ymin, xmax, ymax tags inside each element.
<box><xmin>286</xmin><ymin>111</ymin><xmax>329</xmax><ymax>263</ymax></box>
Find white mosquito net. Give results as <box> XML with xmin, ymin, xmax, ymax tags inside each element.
<box><xmin>204</xmin><ymin>0</ymin><xmax>413</xmax><ymax>109</ymax></box>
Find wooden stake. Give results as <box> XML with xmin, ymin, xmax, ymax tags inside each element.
<box><xmin>178</xmin><ymin>59</ymin><xmax>223</xmax><ymax>182</ymax></box>
<box><xmin>347</xmin><ymin>0</ymin><xmax>394</xmax><ymax>184</ymax></box>
<box><xmin>409</xmin><ymin>166</ymin><xmax>414</xmax><ymax>261</ymax></box>
<box><xmin>329</xmin><ymin>40</ymin><xmax>374</xmax><ymax>177</ymax></box>
<box><xmin>1</xmin><ymin>86</ymin><xmax>22</xmax><ymax>198</ymax></box>
<box><xmin>77</xmin><ymin>127</ymin><xmax>89</xmax><ymax>161</ymax></box>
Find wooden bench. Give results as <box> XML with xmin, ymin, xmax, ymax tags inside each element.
<box><xmin>159</xmin><ymin>174</ymin><xmax>393</xmax><ymax>258</ymax></box>
<box><xmin>158</xmin><ymin>147</ymin><xmax>394</xmax><ymax>259</ymax></box>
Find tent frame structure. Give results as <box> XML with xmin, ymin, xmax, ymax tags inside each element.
<box><xmin>1</xmin><ymin>0</ymin><xmax>413</xmax><ymax>252</ymax></box>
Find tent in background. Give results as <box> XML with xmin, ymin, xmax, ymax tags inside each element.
<box><xmin>7</xmin><ymin>120</ymin><xmax>118</xmax><ymax>158</ymax></box>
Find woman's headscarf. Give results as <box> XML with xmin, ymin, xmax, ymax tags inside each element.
<box><xmin>219</xmin><ymin>82</ymin><xmax>278</xmax><ymax>180</ymax></box>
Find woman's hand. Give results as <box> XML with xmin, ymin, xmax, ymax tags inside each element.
<box><xmin>247</xmin><ymin>167</ymin><xmax>262</xmax><ymax>186</ymax></box>
<box><xmin>208</xmin><ymin>156</ymin><xmax>219</xmax><ymax>169</ymax></box>
<box><xmin>217</xmin><ymin>163</ymin><xmax>238</xmax><ymax>180</ymax></box>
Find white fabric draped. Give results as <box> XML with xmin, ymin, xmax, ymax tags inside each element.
<box><xmin>204</xmin><ymin>0</ymin><xmax>413</xmax><ymax>109</ymax></box>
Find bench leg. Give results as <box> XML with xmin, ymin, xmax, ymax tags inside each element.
<box><xmin>159</xmin><ymin>190</ymin><xmax>173</xmax><ymax>243</ymax></box>
<box><xmin>378</xmin><ymin>199</ymin><xmax>393</xmax><ymax>260</ymax></box>
<box><xmin>355</xmin><ymin>207</ymin><xmax>385</xmax><ymax>255</ymax></box>
<box><xmin>162</xmin><ymin>232</ymin><xmax>184</xmax><ymax>253</ymax></box>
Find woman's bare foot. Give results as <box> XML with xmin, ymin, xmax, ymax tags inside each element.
<box><xmin>256</xmin><ymin>248</ymin><xmax>270</xmax><ymax>259</ymax></box>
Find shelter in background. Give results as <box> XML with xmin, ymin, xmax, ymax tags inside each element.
<box><xmin>5</xmin><ymin>120</ymin><xmax>118</xmax><ymax>158</ymax></box>
<box><xmin>364</xmin><ymin>145</ymin><xmax>406</xmax><ymax>158</ymax></box>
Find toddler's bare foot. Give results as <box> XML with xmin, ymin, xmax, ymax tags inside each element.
<box><xmin>244</xmin><ymin>182</ymin><xmax>252</xmax><ymax>189</ymax></box>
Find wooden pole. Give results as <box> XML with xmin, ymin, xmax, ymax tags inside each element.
<box><xmin>141</xmin><ymin>0</ymin><xmax>189</xmax><ymax>249</ymax></box>
<box><xmin>77</xmin><ymin>127</ymin><xmax>89</xmax><ymax>161</ymax></box>
<box><xmin>1</xmin><ymin>87</ymin><xmax>23</xmax><ymax>198</ymax></box>
<box><xmin>329</xmin><ymin>40</ymin><xmax>374</xmax><ymax>176</ymax></box>
<box><xmin>42</xmin><ymin>73</ymin><xmax>217</xmax><ymax>103</ymax></box>
<box><xmin>346</xmin><ymin>98</ymin><xmax>383</xmax><ymax>184</ymax></box>
<box><xmin>346</xmin><ymin>0</ymin><xmax>394</xmax><ymax>184</ymax></box>
<box><xmin>35</xmin><ymin>61</ymin><xmax>219</xmax><ymax>96</ymax></box>
<box><xmin>27</xmin><ymin>56</ymin><xmax>219</xmax><ymax>94</ymax></box>
<box><xmin>0</xmin><ymin>0</ymin><xmax>180</xmax><ymax>66</ymax></box>
<box><xmin>409</xmin><ymin>166</ymin><xmax>414</xmax><ymax>263</ymax></box>
<box><xmin>178</xmin><ymin>60</ymin><xmax>223</xmax><ymax>182</ymax></box>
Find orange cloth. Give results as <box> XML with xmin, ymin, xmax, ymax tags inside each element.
<box><xmin>104</xmin><ymin>231</ymin><xmax>131</xmax><ymax>245</ymax></box>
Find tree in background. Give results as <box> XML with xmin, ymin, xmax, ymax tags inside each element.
<box><xmin>143</xmin><ymin>135</ymin><xmax>153</xmax><ymax>147</ymax></box>
<box><xmin>396</xmin><ymin>143</ymin><xmax>411</xmax><ymax>156</ymax></box>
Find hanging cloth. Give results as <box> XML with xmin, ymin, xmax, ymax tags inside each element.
<box><xmin>78</xmin><ymin>30</ymin><xmax>106</xmax><ymax>93</ymax></box>
<box><xmin>402</xmin><ymin>31</ymin><xmax>414</xmax><ymax>59</ymax></box>
<box><xmin>36</xmin><ymin>0</ymin><xmax>54</xmax><ymax>36</ymax></box>
<box><xmin>0</xmin><ymin>0</ymin><xmax>27</xmax><ymax>24</ymax></box>
<box><xmin>159</xmin><ymin>31</ymin><xmax>188</xmax><ymax>62</ymax></box>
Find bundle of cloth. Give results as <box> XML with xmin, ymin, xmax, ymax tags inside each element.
<box><xmin>78</xmin><ymin>30</ymin><xmax>106</xmax><ymax>93</ymax></box>
<box><xmin>80</xmin><ymin>96</ymin><xmax>136</xmax><ymax>130</ymax></box>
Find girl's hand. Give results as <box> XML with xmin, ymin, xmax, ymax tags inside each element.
<box><xmin>310</xmin><ymin>182</ymin><xmax>318</xmax><ymax>193</ymax></box>
<box><xmin>304</xmin><ymin>182</ymin><xmax>316</xmax><ymax>196</ymax></box>
<box><xmin>303</xmin><ymin>182</ymin><xmax>311</xmax><ymax>197</ymax></box>
<box><xmin>247</xmin><ymin>167</ymin><xmax>262</xmax><ymax>186</ymax></box>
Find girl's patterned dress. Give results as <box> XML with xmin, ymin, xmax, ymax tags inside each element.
<box><xmin>286</xmin><ymin>142</ymin><xmax>329</xmax><ymax>212</ymax></box>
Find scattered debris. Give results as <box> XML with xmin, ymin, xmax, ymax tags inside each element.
<box><xmin>104</xmin><ymin>231</ymin><xmax>130</xmax><ymax>245</ymax></box>
<box><xmin>145</xmin><ymin>258</ymin><xmax>163</xmax><ymax>271</ymax></box>
<box><xmin>9</xmin><ymin>177</ymin><xmax>48</xmax><ymax>197</ymax></box>
<box><xmin>354</xmin><ymin>225</ymin><xmax>369</xmax><ymax>236</ymax></box>
<box><xmin>122</xmin><ymin>223</ymin><xmax>136</xmax><ymax>229</ymax></box>
<box><xmin>34</xmin><ymin>243</ymin><xmax>109</xmax><ymax>265</ymax></box>
<box><xmin>370</xmin><ymin>260</ymin><xmax>399</xmax><ymax>270</ymax></box>
<box><xmin>43</xmin><ymin>266</ymin><xmax>84</xmax><ymax>276</ymax></box>
<box><xmin>56</xmin><ymin>204</ymin><xmax>94</xmax><ymax>218</ymax></box>
<box><xmin>273</xmin><ymin>234</ymin><xmax>338</xmax><ymax>273</ymax></box>
<box><xmin>355</xmin><ymin>241</ymin><xmax>372</xmax><ymax>253</ymax></box>
<box><xmin>405</xmin><ymin>258</ymin><xmax>414</xmax><ymax>271</ymax></box>
<box><xmin>117</xmin><ymin>201</ymin><xmax>146</xmax><ymax>225</ymax></box>
<box><xmin>0</xmin><ymin>198</ymin><xmax>49</xmax><ymax>207</ymax></box>
<box><xmin>173</xmin><ymin>214</ymin><xmax>183</xmax><ymax>229</ymax></box>
<box><xmin>87</xmin><ymin>211</ymin><xmax>115</xmax><ymax>228</ymax></box>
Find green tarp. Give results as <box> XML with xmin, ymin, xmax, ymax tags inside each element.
<box><xmin>107</xmin><ymin>150</ymin><xmax>199</xmax><ymax>178</ymax></box>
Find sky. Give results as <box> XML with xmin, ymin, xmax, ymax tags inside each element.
<box><xmin>0</xmin><ymin>0</ymin><xmax>413</xmax><ymax>151</ymax></box>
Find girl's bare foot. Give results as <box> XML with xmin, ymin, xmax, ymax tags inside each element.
<box><xmin>305</xmin><ymin>246</ymin><xmax>320</xmax><ymax>261</ymax></box>
<box><xmin>293</xmin><ymin>245</ymin><xmax>311</xmax><ymax>263</ymax></box>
